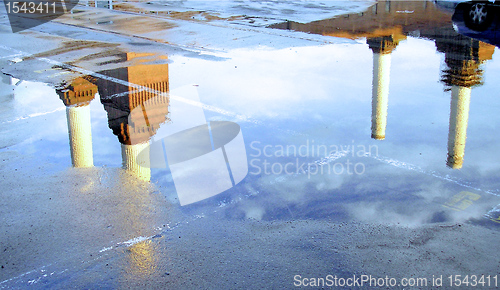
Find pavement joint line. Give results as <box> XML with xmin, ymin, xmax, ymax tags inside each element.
<box><xmin>0</xmin><ymin>107</ymin><xmax>66</xmax><ymax>125</ymax></box>
<box><xmin>371</xmin><ymin>154</ymin><xmax>500</xmax><ymax>198</ymax></box>
<box><xmin>0</xmin><ymin>235</ymin><xmax>166</xmax><ymax>286</ymax></box>
<box><xmin>0</xmin><ymin>12</ymin><xmax>323</xmax><ymax>137</ymax></box>
<box><xmin>0</xmin><ymin>47</ymin><xmax>304</xmax><ymax>137</ymax></box>
<box><xmin>1</xmin><ymin>223</ymin><xmax>182</xmax><ymax>286</ymax></box>
<box><xmin>0</xmin><ymin>263</ymin><xmax>52</xmax><ymax>285</ymax></box>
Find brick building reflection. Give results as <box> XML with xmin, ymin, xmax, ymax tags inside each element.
<box><xmin>57</xmin><ymin>52</ymin><xmax>169</xmax><ymax>180</ymax></box>
<box><xmin>96</xmin><ymin>52</ymin><xmax>169</xmax><ymax>181</ymax></box>
<box><xmin>57</xmin><ymin>77</ymin><xmax>98</xmax><ymax>168</ymax></box>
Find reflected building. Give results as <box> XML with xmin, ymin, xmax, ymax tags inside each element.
<box><xmin>95</xmin><ymin>52</ymin><xmax>170</xmax><ymax>181</ymax></box>
<box><xmin>57</xmin><ymin>77</ymin><xmax>98</xmax><ymax>168</ymax></box>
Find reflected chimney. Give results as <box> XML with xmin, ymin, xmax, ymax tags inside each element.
<box><xmin>57</xmin><ymin>77</ymin><xmax>98</xmax><ymax>168</ymax></box>
<box><xmin>443</xmin><ymin>57</ymin><xmax>479</xmax><ymax>169</ymax></box>
<box><xmin>447</xmin><ymin>85</ymin><xmax>471</xmax><ymax>169</ymax></box>
<box><xmin>367</xmin><ymin>36</ymin><xmax>398</xmax><ymax>140</ymax></box>
<box><xmin>436</xmin><ymin>34</ymin><xmax>494</xmax><ymax>168</ymax></box>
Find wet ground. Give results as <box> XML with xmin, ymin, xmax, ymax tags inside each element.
<box><xmin>2</xmin><ymin>0</ymin><xmax>500</xmax><ymax>288</ymax></box>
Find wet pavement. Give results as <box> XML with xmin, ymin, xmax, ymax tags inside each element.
<box><xmin>2</xmin><ymin>0</ymin><xmax>500</xmax><ymax>288</ymax></box>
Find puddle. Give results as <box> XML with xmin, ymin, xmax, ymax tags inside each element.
<box><xmin>4</xmin><ymin>1</ymin><xmax>500</xmax><ymax>222</ymax></box>
<box><xmin>2</xmin><ymin>0</ymin><xmax>500</xmax><ymax>226</ymax></box>
<box><xmin>3</xmin><ymin>0</ymin><xmax>500</xmax><ymax>287</ymax></box>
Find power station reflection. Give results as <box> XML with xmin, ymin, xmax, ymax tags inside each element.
<box><xmin>57</xmin><ymin>52</ymin><xmax>170</xmax><ymax>180</ymax></box>
<box><xmin>271</xmin><ymin>0</ymin><xmax>496</xmax><ymax>169</ymax></box>
<box><xmin>55</xmin><ymin>1</ymin><xmax>497</xmax><ymax>176</ymax></box>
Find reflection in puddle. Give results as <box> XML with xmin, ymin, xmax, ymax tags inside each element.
<box><xmin>55</xmin><ymin>51</ymin><xmax>248</xmax><ymax>205</ymax></box>
<box><xmin>4</xmin><ymin>1</ymin><xmax>500</xmax><ymax>224</ymax></box>
<box><xmin>57</xmin><ymin>52</ymin><xmax>170</xmax><ymax>180</ymax></box>
<box><xmin>126</xmin><ymin>239</ymin><xmax>157</xmax><ymax>278</ymax></box>
<box><xmin>5</xmin><ymin>1</ymin><xmax>500</xmax><ymax>287</ymax></box>
<box><xmin>368</xmin><ymin>36</ymin><xmax>398</xmax><ymax>140</ymax></box>
<box><xmin>57</xmin><ymin>77</ymin><xmax>97</xmax><ymax>168</ymax></box>
<box><xmin>439</xmin><ymin>31</ymin><xmax>492</xmax><ymax>169</ymax></box>
<box><xmin>97</xmin><ymin>52</ymin><xmax>169</xmax><ymax>181</ymax></box>
<box><xmin>271</xmin><ymin>0</ymin><xmax>496</xmax><ymax>169</ymax></box>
